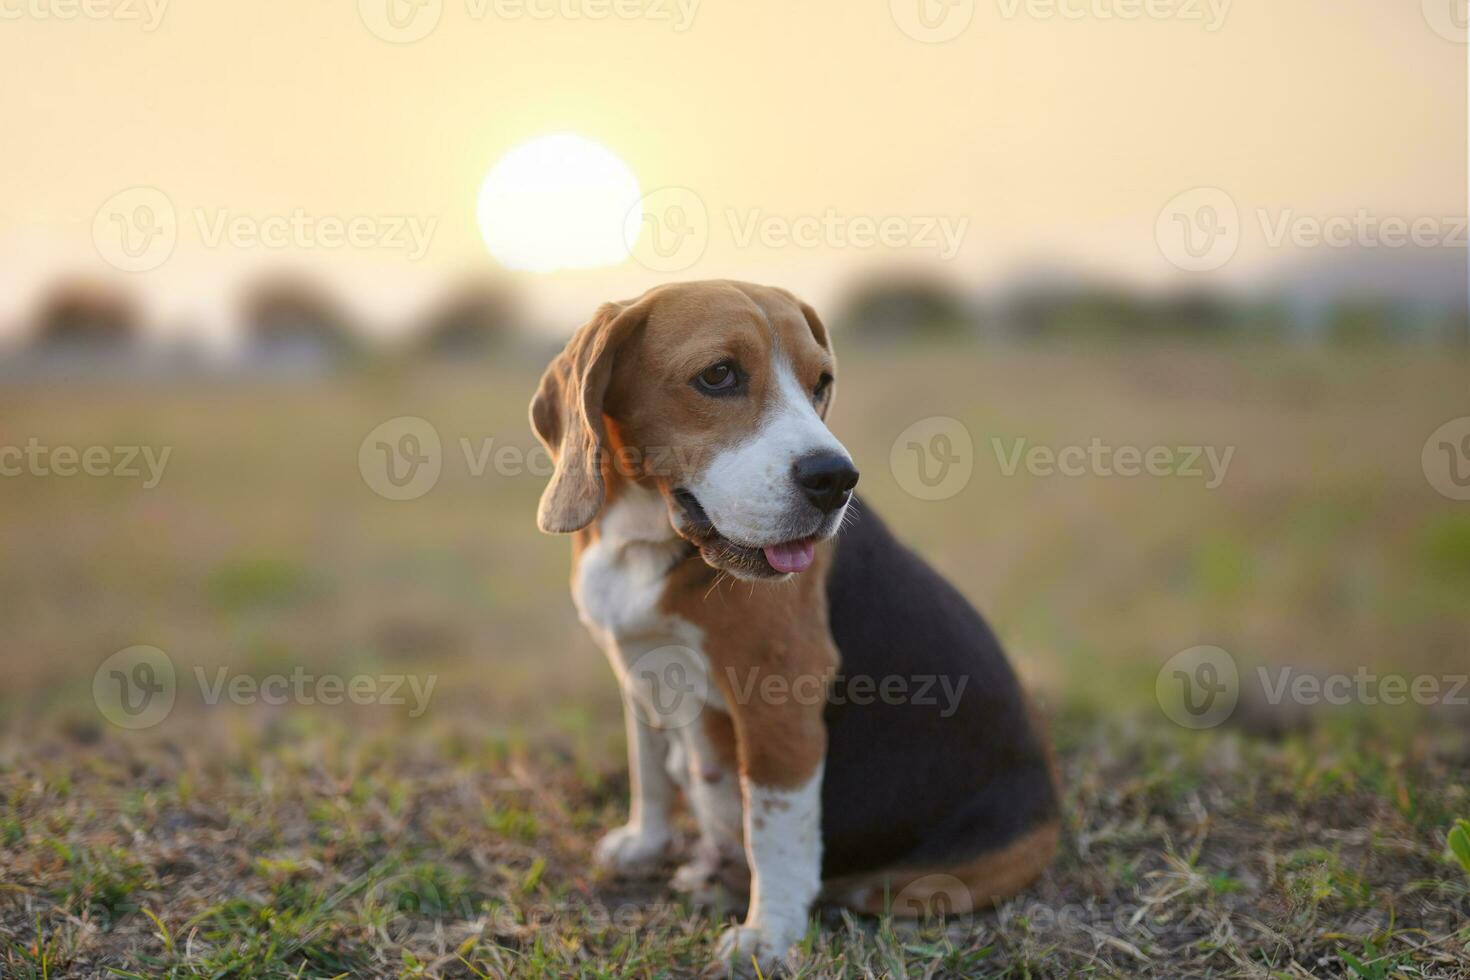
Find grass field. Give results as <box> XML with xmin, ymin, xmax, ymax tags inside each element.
<box><xmin>2</xmin><ymin>344</ymin><xmax>1469</xmax><ymax>978</ymax></box>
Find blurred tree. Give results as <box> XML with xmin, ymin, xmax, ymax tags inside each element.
<box><xmin>1008</xmin><ymin>285</ymin><xmax>1149</xmax><ymax>339</ymax></box>
<box><xmin>411</xmin><ymin>277</ymin><xmax>520</xmax><ymax>360</ymax></box>
<box><xmin>241</xmin><ymin>275</ymin><xmax>362</xmax><ymax>364</ymax></box>
<box><xmin>1324</xmin><ymin>299</ymin><xmax>1405</xmax><ymax>345</ymax></box>
<box><xmin>835</xmin><ymin>275</ymin><xmax>972</xmax><ymax>344</ymax></box>
<box><xmin>1435</xmin><ymin>308</ymin><xmax>1469</xmax><ymax>348</ymax></box>
<box><xmin>1152</xmin><ymin>288</ymin><xmax>1237</xmax><ymax>335</ymax></box>
<box><xmin>30</xmin><ymin>279</ymin><xmax>141</xmax><ymax>350</ymax></box>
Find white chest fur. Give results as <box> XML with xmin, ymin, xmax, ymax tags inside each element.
<box><xmin>573</xmin><ymin>486</ymin><xmax>724</xmax><ymax>717</ymax></box>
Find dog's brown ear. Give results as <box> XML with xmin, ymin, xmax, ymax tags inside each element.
<box><xmin>529</xmin><ymin>300</ymin><xmax>647</xmax><ymax>533</ymax></box>
<box><xmin>799</xmin><ymin>300</ymin><xmax>837</xmax><ymax>420</ymax></box>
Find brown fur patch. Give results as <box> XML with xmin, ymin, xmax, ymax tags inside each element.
<box><xmin>659</xmin><ymin>544</ymin><xmax>837</xmax><ymax>790</ymax></box>
<box><xmin>701</xmin><ymin>708</ymin><xmax>739</xmax><ymax>773</ymax></box>
<box><xmin>829</xmin><ymin>820</ymin><xmax>1061</xmax><ymax>916</ymax></box>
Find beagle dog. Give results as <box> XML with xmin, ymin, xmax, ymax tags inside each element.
<box><xmin>530</xmin><ymin>281</ymin><xmax>1059</xmax><ymax>975</ymax></box>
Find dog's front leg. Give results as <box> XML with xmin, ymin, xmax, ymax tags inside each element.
<box><xmin>714</xmin><ymin>696</ymin><xmax>825</xmax><ymax>977</ymax></box>
<box><xmin>593</xmin><ymin>693</ymin><xmax>676</xmax><ymax>872</ymax></box>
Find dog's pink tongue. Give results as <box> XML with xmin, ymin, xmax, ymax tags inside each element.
<box><xmin>763</xmin><ymin>539</ymin><xmax>816</xmax><ymax>574</ymax></box>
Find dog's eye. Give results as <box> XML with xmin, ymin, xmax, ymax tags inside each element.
<box><xmin>694</xmin><ymin>361</ymin><xmax>740</xmax><ymax>394</ymax></box>
<box><xmin>813</xmin><ymin>372</ymin><xmax>833</xmax><ymax>401</ymax></box>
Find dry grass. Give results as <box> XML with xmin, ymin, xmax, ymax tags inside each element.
<box><xmin>1</xmin><ymin>343</ymin><xmax>1468</xmax><ymax>977</ymax></box>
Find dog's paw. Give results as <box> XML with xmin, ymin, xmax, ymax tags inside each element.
<box><xmin>672</xmin><ymin>837</ymin><xmax>724</xmax><ymax>892</ymax></box>
<box><xmin>673</xmin><ymin>862</ymin><xmax>741</xmax><ymax>915</ymax></box>
<box><xmin>592</xmin><ymin>823</ymin><xmax>671</xmax><ymax>873</ymax></box>
<box><xmin>709</xmin><ymin>924</ymin><xmax>798</xmax><ymax>978</ymax></box>
<box><xmin>672</xmin><ymin>857</ymin><xmax>716</xmax><ymax>893</ymax></box>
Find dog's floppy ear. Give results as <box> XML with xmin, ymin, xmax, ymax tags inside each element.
<box><xmin>529</xmin><ymin>299</ymin><xmax>647</xmax><ymax>534</ymax></box>
<box><xmin>799</xmin><ymin>300</ymin><xmax>837</xmax><ymax>420</ymax></box>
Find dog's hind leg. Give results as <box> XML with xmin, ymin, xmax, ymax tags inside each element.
<box><xmin>593</xmin><ymin>694</ymin><xmax>678</xmax><ymax>872</ymax></box>
<box><xmin>672</xmin><ymin>708</ymin><xmax>746</xmax><ymax>895</ymax></box>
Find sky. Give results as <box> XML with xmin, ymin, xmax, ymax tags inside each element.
<box><xmin>0</xmin><ymin>0</ymin><xmax>1464</xmax><ymax>337</ymax></box>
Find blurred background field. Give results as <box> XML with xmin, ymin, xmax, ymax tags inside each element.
<box><xmin>3</xmin><ymin>329</ymin><xmax>1470</xmax><ymax>977</ymax></box>
<box><xmin>2</xmin><ymin>0</ymin><xmax>1467</xmax><ymax>973</ymax></box>
<box><xmin>4</xmin><ymin>316</ymin><xmax>1469</xmax><ymax>741</ymax></box>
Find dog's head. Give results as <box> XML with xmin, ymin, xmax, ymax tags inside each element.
<box><xmin>530</xmin><ymin>280</ymin><xmax>857</xmax><ymax>580</ymax></box>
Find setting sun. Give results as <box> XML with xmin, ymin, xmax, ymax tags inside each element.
<box><xmin>476</xmin><ymin>133</ymin><xmax>642</xmax><ymax>274</ymax></box>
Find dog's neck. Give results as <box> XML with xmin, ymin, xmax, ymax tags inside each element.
<box><xmin>596</xmin><ymin>480</ymin><xmax>682</xmax><ymax>552</ymax></box>
<box><xmin>570</xmin><ymin>479</ymin><xmax>701</xmax><ymax>643</ymax></box>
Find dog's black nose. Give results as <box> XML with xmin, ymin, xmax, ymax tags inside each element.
<box><xmin>793</xmin><ymin>453</ymin><xmax>859</xmax><ymax>513</ymax></box>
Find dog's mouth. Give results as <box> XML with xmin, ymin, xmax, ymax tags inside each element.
<box><xmin>670</xmin><ymin>488</ymin><xmax>823</xmax><ymax>578</ymax></box>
